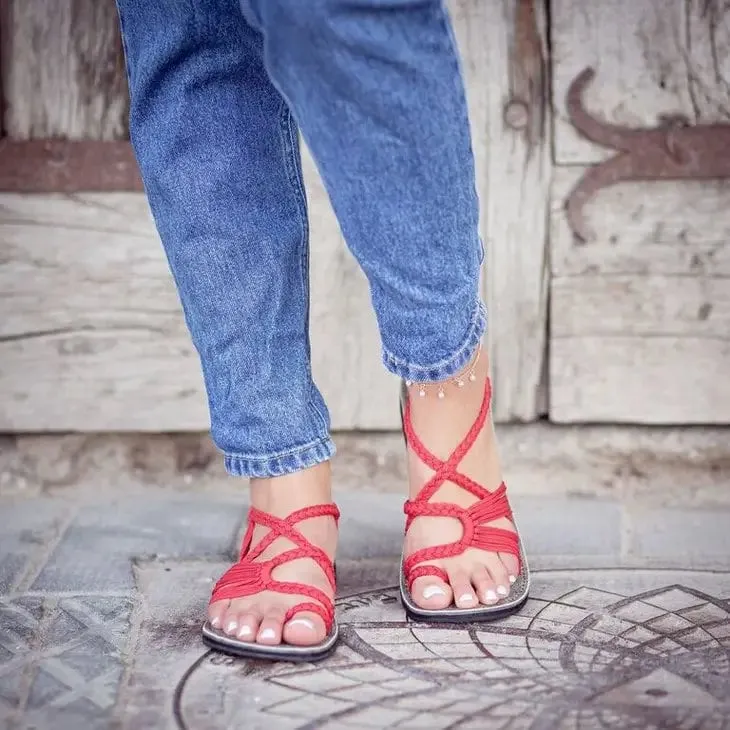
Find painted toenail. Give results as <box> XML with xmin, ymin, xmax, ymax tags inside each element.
<box><xmin>259</xmin><ymin>628</ymin><xmax>276</xmax><ymax>640</ymax></box>
<box><xmin>423</xmin><ymin>585</ymin><xmax>447</xmax><ymax>599</ymax></box>
<box><xmin>485</xmin><ymin>590</ymin><xmax>497</xmax><ymax>601</ymax></box>
<box><xmin>509</xmin><ymin>575</ymin><xmax>517</xmax><ymax>584</ymax></box>
<box><xmin>288</xmin><ymin>618</ymin><xmax>315</xmax><ymax>630</ymax></box>
<box><xmin>459</xmin><ymin>593</ymin><xmax>474</xmax><ymax>603</ymax></box>
<box><xmin>226</xmin><ymin>621</ymin><xmax>237</xmax><ymax>634</ymax></box>
<box><xmin>497</xmin><ymin>585</ymin><xmax>509</xmax><ymax>596</ymax></box>
<box><xmin>237</xmin><ymin>625</ymin><xmax>252</xmax><ymax>638</ymax></box>
<box><xmin>210</xmin><ymin>616</ymin><xmax>221</xmax><ymax>628</ymax></box>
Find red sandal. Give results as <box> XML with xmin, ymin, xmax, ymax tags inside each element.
<box><xmin>201</xmin><ymin>503</ymin><xmax>340</xmax><ymax>662</ymax></box>
<box><xmin>399</xmin><ymin>378</ymin><xmax>530</xmax><ymax>622</ymax></box>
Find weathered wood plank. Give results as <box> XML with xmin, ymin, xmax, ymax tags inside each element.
<box><xmin>552</xmin><ymin>275</ymin><xmax>730</xmax><ymax>338</ymax></box>
<box><xmin>551</xmin><ymin>0</ymin><xmax>730</xmax><ymax>164</ymax></box>
<box><xmin>452</xmin><ymin>0</ymin><xmax>550</xmax><ymax>421</ymax></box>
<box><xmin>551</xmin><ymin>168</ymin><xmax>730</xmax><ymax>278</ymax></box>
<box><xmin>0</xmin><ymin>187</ymin><xmax>394</xmax><ymax>432</ymax></box>
<box><xmin>551</xmin><ymin>336</ymin><xmax>730</xmax><ymax>424</ymax></box>
<box><xmin>0</xmin><ymin>141</ymin><xmax>142</xmax><ymax>192</ymax></box>
<box><xmin>550</xmin><ymin>168</ymin><xmax>730</xmax><ymax>424</ymax></box>
<box><xmin>2</xmin><ymin>0</ymin><xmax>128</xmax><ymax>139</ymax></box>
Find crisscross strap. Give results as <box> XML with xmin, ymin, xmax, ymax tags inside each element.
<box><xmin>402</xmin><ymin>378</ymin><xmax>520</xmax><ymax>591</ymax></box>
<box><xmin>210</xmin><ymin>503</ymin><xmax>340</xmax><ymax>632</ymax></box>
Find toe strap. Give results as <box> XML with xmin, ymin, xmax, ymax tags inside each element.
<box><xmin>405</xmin><ymin>564</ymin><xmax>449</xmax><ymax>593</ymax></box>
<box><xmin>284</xmin><ymin>600</ymin><xmax>334</xmax><ymax>630</ymax></box>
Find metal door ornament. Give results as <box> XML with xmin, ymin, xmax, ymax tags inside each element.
<box><xmin>565</xmin><ymin>67</ymin><xmax>730</xmax><ymax>242</ymax></box>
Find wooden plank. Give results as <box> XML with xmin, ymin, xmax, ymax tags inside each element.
<box><xmin>551</xmin><ymin>0</ymin><xmax>730</xmax><ymax>164</ymax></box>
<box><xmin>552</xmin><ymin>275</ymin><xmax>730</xmax><ymax>338</ymax></box>
<box><xmin>550</xmin><ymin>168</ymin><xmax>730</xmax><ymax>424</ymax></box>
<box><xmin>452</xmin><ymin>0</ymin><xmax>550</xmax><ymax>421</ymax></box>
<box><xmin>551</xmin><ymin>168</ymin><xmax>730</xmax><ymax>278</ymax></box>
<box><xmin>2</xmin><ymin>0</ymin><xmax>128</xmax><ymax>139</ymax></box>
<box><xmin>0</xmin><ymin>141</ymin><xmax>142</xmax><ymax>192</ymax></box>
<box><xmin>551</xmin><ymin>337</ymin><xmax>730</xmax><ymax>424</ymax></box>
<box><xmin>0</xmin><ymin>184</ymin><xmax>395</xmax><ymax>432</ymax></box>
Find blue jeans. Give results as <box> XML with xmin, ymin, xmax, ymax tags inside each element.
<box><xmin>116</xmin><ymin>0</ymin><xmax>486</xmax><ymax>478</ymax></box>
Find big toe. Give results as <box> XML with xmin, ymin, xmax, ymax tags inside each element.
<box><xmin>411</xmin><ymin>576</ymin><xmax>453</xmax><ymax>610</ymax></box>
<box><xmin>282</xmin><ymin>611</ymin><xmax>328</xmax><ymax>647</ymax></box>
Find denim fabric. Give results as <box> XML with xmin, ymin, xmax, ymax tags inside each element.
<box><xmin>116</xmin><ymin>0</ymin><xmax>486</xmax><ymax>477</ymax></box>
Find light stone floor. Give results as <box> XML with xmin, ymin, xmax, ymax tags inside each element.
<box><xmin>1</xmin><ymin>428</ymin><xmax>729</xmax><ymax>729</ymax></box>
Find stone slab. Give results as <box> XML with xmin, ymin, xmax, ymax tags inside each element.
<box><xmin>0</xmin><ymin>498</ymin><xmax>71</xmax><ymax>593</ymax></box>
<box><xmin>32</xmin><ymin>496</ymin><xmax>244</xmax><ymax>592</ymax></box>
<box><xmin>124</xmin><ymin>562</ymin><xmax>730</xmax><ymax>730</ymax></box>
<box><xmin>0</xmin><ymin>594</ymin><xmax>134</xmax><ymax>730</ymax></box>
<box><xmin>336</xmin><ymin>492</ymin><xmax>623</xmax><ymax>562</ymax></box>
<box><xmin>627</xmin><ymin>506</ymin><xmax>730</xmax><ymax>568</ymax></box>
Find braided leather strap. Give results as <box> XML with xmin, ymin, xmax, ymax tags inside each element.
<box><xmin>210</xmin><ymin>503</ymin><xmax>340</xmax><ymax>631</ymax></box>
<box><xmin>402</xmin><ymin>378</ymin><xmax>520</xmax><ymax>592</ymax></box>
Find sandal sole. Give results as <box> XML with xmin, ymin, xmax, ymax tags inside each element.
<box><xmin>201</xmin><ymin>620</ymin><xmax>339</xmax><ymax>663</ymax></box>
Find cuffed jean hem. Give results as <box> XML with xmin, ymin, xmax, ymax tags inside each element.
<box><xmin>223</xmin><ymin>436</ymin><xmax>336</xmax><ymax>478</ymax></box>
<box><xmin>381</xmin><ymin>299</ymin><xmax>487</xmax><ymax>382</ymax></box>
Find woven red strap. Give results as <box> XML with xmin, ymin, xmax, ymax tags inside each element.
<box><xmin>402</xmin><ymin>378</ymin><xmax>520</xmax><ymax>591</ymax></box>
<box><xmin>210</xmin><ymin>503</ymin><xmax>340</xmax><ymax>632</ymax></box>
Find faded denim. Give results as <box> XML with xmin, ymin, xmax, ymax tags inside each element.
<box><xmin>115</xmin><ymin>0</ymin><xmax>486</xmax><ymax>478</ymax></box>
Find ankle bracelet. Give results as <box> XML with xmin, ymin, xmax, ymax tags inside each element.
<box><xmin>405</xmin><ymin>345</ymin><xmax>481</xmax><ymax>399</ymax></box>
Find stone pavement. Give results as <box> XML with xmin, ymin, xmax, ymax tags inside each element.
<box><xmin>1</xmin><ymin>487</ymin><xmax>730</xmax><ymax>729</ymax></box>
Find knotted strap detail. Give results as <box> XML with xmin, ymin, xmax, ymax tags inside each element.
<box><xmin>210</xmin><ymin>503</ymin><xmax>340</xmax><ymax>632</ymax></box>
<box><xmin>402</xmin><ymin>378</ymin><xmax>520</xmax><ymax>592</ymax></box>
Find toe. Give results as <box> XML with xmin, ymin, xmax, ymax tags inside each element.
<box><xmin>221</xmin><ymin>604</ymin><xmax>243</xmax><ymax>636</ymax></box>
<box><xmin>207</xmin><ymin>599</ymin><xmax>229</xmax><ymax>631</ymax></box>
<box><xmin>256</xmin><ymin>606</ymin><xmax>285</xmax><ymax>645</ymax></box>
<box><xmin>499</xmin><ymin>552</ymin><xmax>520</xmax><ymax>585</ymax></box>
<box><xmin>411</xmin><ymin>575</ymin><xmax>453</xmax><ymax>610</ymax></box>
<box><xmin>471</xmin><ymin>566</ymin><xmax>498</xmax><ymax>605</ymax></box>
<box><xmin>235</xmin><ymin>610</ymin><xmax>261</xmax><ymax>642</ymax></box>
<box><xmin>485</xmin><ymin>554</ymin><xmax>511</xmax><ymax>599</ymax></box>
<box><xmin>447</xmin><ymin>569</ymin><xmax>479</xmax><ymax>609</ymax></box>
<box><xmin>283</xmin><ymin>611</ymin><xmax>328</xmax><ymax>647</ymax></box>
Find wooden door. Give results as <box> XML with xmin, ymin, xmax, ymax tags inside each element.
<box><xmin>549</xmin><ymin>0</ymin><xmax>730</xmax><ymax>423</ymax></box>
<box><xmin>0</xmin><ymin>0</ymin><xmax>550</xmax><ymax>431</ymax></box>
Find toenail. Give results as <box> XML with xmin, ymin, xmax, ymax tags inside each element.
<box><xmin>485</xmin><ymin>590</ymin><xmax>497</xmax><ymax>602</ymax></box>
<box><xmin>210</xmin><ymin>616</ymin><xmax>221</xmax><ymax>628</ymax></box>
<box><xmin>459</xmin><ymin>593</ymin><xmax>474</xmax><ymax>603</ymax></box>
<box><xmin>226</xmin><ymin>621</ymin><xmax>237</xmax><ymax>634</ymax></box>
<box><xmin>259</xmin><ymin>628</ymin><xmax>276</xmax><ymax>640</ymax></box>
<box><xmin>497</xmin><ymin>585</ymin><xmax>509</xmax><ymax>596</ymax></box>
<box><xmin>423</xmin><ymin>585</ymin><xmax>447</xmax><ymax>599</ymax></box>
<box><xmin>509</xmin><ymin>575</ymin><xmax>517</xmax><ymax>584</ymax></box>
<box><xmin>237</xmin><ymin>625</ymin><xmax>252</xmax><ymax>638</ymax></box>
<box><xmin>288</xmin><ymin>618</ymin><xmax>315</xmax><ymax>630</ymax></box>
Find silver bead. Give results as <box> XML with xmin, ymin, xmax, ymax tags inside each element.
<box><xmin>457</xmin><ymin>380</ymin><xmax>464</xmax><ymax>388</ymax></box>
<box><xmin>405</xmin><ymin>379</ymin><xmax>412</xmax><ymax>387</ymax></box>
<box><xmin>437</xmin><ymin>390</ymin><xmax>445</xmax><ymax>399</ymax></box>
<box><xmin>418</xmin><ymin>388</ymin><xmax>426</xmax><ymax>397</ymax></box>
<box><xmin>469</xmin><ymin>372</ymin><xmax>477</xmax><ymax>382</ymax></box>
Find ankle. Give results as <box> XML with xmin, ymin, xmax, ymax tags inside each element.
<box><xmin>251</xmin><ymin>462</ymin><xmax>332</xmax><ymax>516</ymax></box>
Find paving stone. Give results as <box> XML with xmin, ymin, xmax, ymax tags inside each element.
<box><xmin>511</xmin><ymin>495</ymin><xmax>622</xmax><ymax>557</ymax></box>
<box><xmin>0</xmin><ymin>594</ymin><xmax>134</xmax><ymax>729</ymax></box>
<box><xmin>0</xmin><ymin>499</ymin><xmax>70</xmax><ymax>593</ymax></box>
<box><xmin>32</xmin><ymin>496</ymin><xmax>244</xmax><ymax>591</ymax></box>
<box><xmin>336</xmin><ymin>491</ymin><xmax>623</xmax><ymax>561</ymax></box>
<box><xmin>627</xmin><ymin>506</ymin><xmax>730</xmax><ymax>567</ymax></box>
<box><xmin>120</xmin><ymin>563</ymin><xmax>730</xmax><ymax>730</ymax></box>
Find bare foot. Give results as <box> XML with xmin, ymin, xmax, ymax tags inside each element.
<box><xmin>403</xmin><ymin>349</ymin><xmax>520</xmax><ymax>610</ymax></box>
<box><xmin>207</xmin><ymin>462</ymin><xmax>338</xmax><ymax>646</ymax></box>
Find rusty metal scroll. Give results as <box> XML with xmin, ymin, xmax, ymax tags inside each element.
<box><xmin>565</xmin><ymin>67</ymin><xmax>730</xmax><ymax>242</ymax></box>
